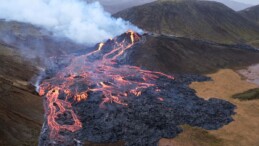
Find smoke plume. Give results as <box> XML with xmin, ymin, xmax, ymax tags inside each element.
<box><xmin>0</xmin><ymin>0</ymin><xmax>142</xmax><ymax>45</ymax></box>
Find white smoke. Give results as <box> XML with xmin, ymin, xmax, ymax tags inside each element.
<box><xmin>0</xmin><ymin>0</ymin><xmax>142</xmax><ymax>45</ymax></box>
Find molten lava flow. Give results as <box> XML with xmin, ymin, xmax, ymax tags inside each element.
<box><xmin>39</xmin><ymin>30</ymin><xmax>174</xmax><ymax>141</ymax></box>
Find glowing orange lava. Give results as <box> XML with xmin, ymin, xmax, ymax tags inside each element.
<box><xmin>39</xmin><ymin>31</ymin><xmax>174</xmax><ymax>140</ymax></box>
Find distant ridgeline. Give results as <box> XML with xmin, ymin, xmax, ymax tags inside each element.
<box><xmin>114</xmin><ymin>0</ymin><xmax>259</xmax><ymax>47</ymax></box>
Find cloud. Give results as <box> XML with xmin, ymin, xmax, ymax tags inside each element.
<box><xmin>0</xmin><ymin>0</ymin><xmax>142</xmax><ymax>45</ymax></box>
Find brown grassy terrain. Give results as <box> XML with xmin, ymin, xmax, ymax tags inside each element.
<box><xmin>159</xmin><ymin>69</ymin><xmax>259</xmax><ymax>146</ymax></box>
<box><xmin>159</xmin><ymin>125</ymin><xmax>224</xmax><ymax>146</ymax></box>
<box><xmin>0</xmin><ymin>44</ymin><xmax>43</xmax><ymax>146</ymax></box>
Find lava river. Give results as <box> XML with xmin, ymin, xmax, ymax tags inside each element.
<box><xmin>38</xmin><ymin>31</ymin><xmax>236</xmax><ymax>146</ymax></box>
<box><xmin>39</xmin><ymin>31</ymin><xmax>174</xmax><ymax>142</ymax></box>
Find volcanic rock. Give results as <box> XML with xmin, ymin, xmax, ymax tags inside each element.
<box><xmin>38</xmin><ymin>32</ymin><xmax>236</xmax><ymax>146</ymax></box>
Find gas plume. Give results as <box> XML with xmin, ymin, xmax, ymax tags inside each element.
<box><xmin>0</xmin><ymin>0</ymin><xmax>142</xmax><ymax>45</ymax></box>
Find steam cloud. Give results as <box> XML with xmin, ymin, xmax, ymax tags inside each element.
<box><xmin>0</xmin><ymin>0</ymin><xmax>142</xmax><ymax>45</ymax></box>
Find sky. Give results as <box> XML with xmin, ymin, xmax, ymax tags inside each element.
<box><xmin>234</xmin><ymin>0</ymin><xmax>259</xmax><ymax>5</ymax></box>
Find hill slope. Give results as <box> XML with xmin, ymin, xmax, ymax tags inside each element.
<box><xmin>0</xmin><ymin>20</ymin><xmax>89</xmax><ymax>145</ymax></box>
<box><xmin>206</xmin><ymin>0</ymin><xmax>252</xmax><ymax>11</ymax></box>
<box><xmin>239</xmin><ymin>5</ymin><xmax>259</xmax><ymax>47</ymax></box>
<box><xmin>87</xmin><ymin>0</ymin><xmax>155</xmax><ymax>14</ymax></box>
<box><xmin>0</xmin><ymin>20</ymin><xmax>87</xmax><ymax>60</ymax></box>
<box><xmin>87</xmin><ymin>0</ymin><xmax>252</xmax><ymax>13</ymax></box>
<box><xmin>121</xmin><ymin>34</ymin><xmax>259</xmax><ymax>74</ymax></box>
<box><xmin>0</xmin><ymin>43</ymin><xmax>43</xmax><ymax>145</ymax></box>
<box><xmin>239</xmin><ymin>5</ymin><xmax>259</xmax><ymax>24</ymax></box>
<box><xmin>114</xmin><ymin>0</ymin><xmax>259</xmax><ymax>45</ymax></box>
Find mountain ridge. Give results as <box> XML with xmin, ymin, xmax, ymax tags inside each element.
<box><xmin>114</xmin><ymin>0</ymin><xmax>259</xmax><ymax>46</ymax></box>
<box><xmin>239</xmin><ymin>5</ymin><xmax>259</xmax><ymax>24</ymax></box>
<box><xmin>88</xmin><ymin>0</ymin><xmax>254</xmax><ymax>13</ymax></box>
<box><xmin>206</xmin><ymin>0</ymin><xmax>252</xmax><ymax>11</ymax></box>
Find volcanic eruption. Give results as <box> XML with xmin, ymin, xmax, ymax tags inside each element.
<box><xmin>38</xmin><ymin>31</ymin><xmax>236</xmax><ymax>146</ymax></box>
<box><xmin>0</xmin><ymin>2</ymin><xmax>235</xmax><ymax>146</ymax></box>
